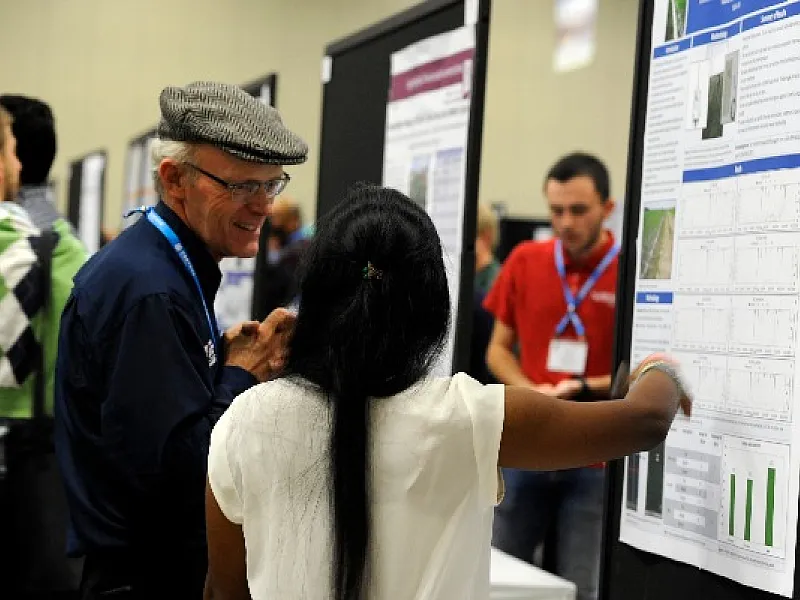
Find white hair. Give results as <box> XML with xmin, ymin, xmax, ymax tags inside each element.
<box><xmin>150</xmin><ymin>138</ymin><xmax>195</xmax><ymax>198</ymax></box>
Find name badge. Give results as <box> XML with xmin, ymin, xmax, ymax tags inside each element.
<box><xmin>547</xmin><ymin>338</ymin><xmax>588</xmax><ymax>375</ymax></box>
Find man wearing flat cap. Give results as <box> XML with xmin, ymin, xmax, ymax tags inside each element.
<box><xmin>54</xmin><ymin>81</ymin><xmax>308</xmax><ymax>599</ymax></box>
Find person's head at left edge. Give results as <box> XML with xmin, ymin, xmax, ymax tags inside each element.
<box><xmin>544</xmin><ymin>152</ymin><xmax>614</xmax><ymax>261</ymax></box>
<box><xmin>152</xmin><ymin>81</ymin><xmax>308</xmax><ymax>261</ymax></box>
<box><xmin>0</xmin><ymin>106</ymin><xmax>22</xmax><ymax>203</ymax></box>
<box><xmin>0</xmin><ymin>95</ymin><xmax>57</xmax><ymax>188</ymax></box>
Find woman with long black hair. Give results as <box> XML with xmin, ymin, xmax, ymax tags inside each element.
<box><xmin>204</xmin><ymin>184</ymin><xmax>690</xmax><ymax>600</ymax></box>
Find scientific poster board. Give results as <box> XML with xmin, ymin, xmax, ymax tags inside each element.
<box><xmin>316</xmin><ymin>0</ymin><xmax>492</xmax><ymax>374</ymax></box>
<box><xmin>604</xmin><ymin>1</ymin><xmax>800</xmax><ymax>599</ymax></box>
<box><xmin>121</xmin><ymin>128</ymin><xmax>158</xmax><ymax>226</ymax></box>
<box><xmin>67</xmin><ymin>150</ymin><xmax>107</xmax><ymax>255</ymax></box>
<box><xmin>382</xmin><ymin>25</ymin><xmax>476</xmax><ymax>374</ymax></box>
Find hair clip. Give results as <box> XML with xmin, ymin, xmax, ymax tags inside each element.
<box><xmin>362</xmin><ymin>261</ymin><xmax>383</xmax><ymax>280</ymax></box>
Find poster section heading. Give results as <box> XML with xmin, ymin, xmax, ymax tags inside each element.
<box><xmin>654</xmin><ymin>0</ymin><xmax>800</xmax><ymax>58</ymax></box>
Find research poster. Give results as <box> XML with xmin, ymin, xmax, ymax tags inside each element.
<box><xmin>620</xmin><ymin>1</ymin><xmax>800</xmax><ymax>596</ymax></box>
<box><xmin>78</xmin><ymin>153</ymin><xmax>106</xmax><ymax>255</ymax></box>
<box><xmin>382</xmin><ymin>25</ymin><xmax>475</xmax><ymax>374</ymax></box>
<box><xmin>121</xmin><ymin>131</ymin><xmax>158</xmax><ymax>228</ymax></box>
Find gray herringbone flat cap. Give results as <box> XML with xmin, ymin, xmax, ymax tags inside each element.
<box><xmin>157</xmin><ymin>81</ymin><xmax>308</xmax><ymax>165</ymax></box>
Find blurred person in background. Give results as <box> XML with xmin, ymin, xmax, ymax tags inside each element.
<box><xmin>256</xmin><ymin>195</ymin><xmax>312</xmax><ymax>315</ymax></box>
<box><xmin>485</xmin><ymin>152</ymin><xmax>618</xmax><ymax>600</ymax></box>
<box><xmin>469</xmin><ymin>203</ymin><xmax>501</xmax><ymax>384</ymax></box>
<box><xmin>0</xmin><ymin>99</ymin><xmax>86</xmax><ymax>599</ymax></box>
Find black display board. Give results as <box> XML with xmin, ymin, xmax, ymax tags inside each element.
<box><xmin>314</xmin><ymin>0</ymin><xmax>492</xmax><ymax>374</ymax></box>
<box><xmin>600</xmin><ymin>2</ymin><xmax>800</xmax><ymax>599</ymax></box>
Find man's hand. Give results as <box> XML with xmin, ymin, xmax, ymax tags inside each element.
<box><xmin>553</xmin><ymin>378</ymin><xmax>583</xmax><ymax>399</ymax></box>
<box><xmin>224</xmin><ymin>320</ymin><xmax>260</xmax><ymax>344</ymax></box>
<box><xmin>532</xmin><ymin>383</ymin><xmax>556</xmax><ymax>396</ymax></box>
<box><xmin>225</xmin><ymin>309</ymin><xmax>296</xmax><ymax>382</ymax></box>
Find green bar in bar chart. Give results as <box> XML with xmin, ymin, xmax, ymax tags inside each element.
<box><xmin>729</xmin><ymin>474</ymin><xmax>736</xmax><ymax>536</ymax></box>
<box><xmin>745</xmin><ymin>478</ymin><xmax>753</xmax><ymax>542</ymax></box>
<box><xmin>766</xmin><ymin>468</ymin><xmax>775</xmax><ymax>547</ymax></box>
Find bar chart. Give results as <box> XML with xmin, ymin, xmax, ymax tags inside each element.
<box><xmin>719</xmin><ymin>437</ymin><xmax>789</xmax><ymax>557</ymax></box>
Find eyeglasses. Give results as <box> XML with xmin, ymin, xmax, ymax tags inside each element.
<box><xmin>185</xmin><ymin>163</ymin><xmax>290</xmax><ymax>203</ymax></box>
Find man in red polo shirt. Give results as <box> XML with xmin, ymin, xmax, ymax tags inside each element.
<box><xmin>484</xmin><ymin>152</ymin><xmax>618</xmax><ymax>600</ymax></box>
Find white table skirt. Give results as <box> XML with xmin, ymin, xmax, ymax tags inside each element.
<box><xmin>490</xmin><ymin>548</ymin><xmax>577</xmax><ymax>600</ymax></box>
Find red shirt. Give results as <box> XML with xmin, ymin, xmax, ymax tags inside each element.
<box><xmin>483</xmin><ymin>233</ymin><xmax>619</xmax><ymax>386</ymax></box>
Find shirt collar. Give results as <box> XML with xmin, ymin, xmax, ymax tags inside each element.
<box><xmin>154</xmin><ymin>201</ymin><xmax>222</xmax><ymax>302</ymax></box>
<box><xmin>561</xmin><ymin>230</ymin><xmax>616</xmax><ymax>273</ymax></box>
<box><xmin>16</xmin><ymin>184</ymin><xmax>52</xmax><ymax>205</ymax></box>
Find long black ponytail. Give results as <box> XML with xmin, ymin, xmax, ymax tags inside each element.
<box><xmin>285</xmin><ymin>184</ymin><xmax>450</xmax><ymax>599</ymax></box>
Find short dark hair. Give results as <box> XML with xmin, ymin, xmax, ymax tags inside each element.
<box><xmin>0</xmin><ymin>95</ymin><xmax>56</xmax><ymax>186</ymax></box>
<box><xmin>544</xmin><ymin>152</ymin><xmax>610</xmax><ymax>201</ymax></box>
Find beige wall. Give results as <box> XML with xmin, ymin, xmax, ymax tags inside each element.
<box><xmin>481</xmin><ymin>0</ymin><xmax>640</xmax><ymax>217</ymax></box>
<box><xmin>0</xmin><ymin>0</ymin><xmax>419</xmax><ymax>229</ymax></box>
<box><xmin>0</xmin><ymin>0</ymin><xmax>640</xmax><ymax>226</ymax></box>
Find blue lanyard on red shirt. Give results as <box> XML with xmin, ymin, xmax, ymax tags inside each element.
<box><xmin>126</xmin><ymin>206</ymin><xmax>219</xmax><ymax>355</ymax></box>
<box><xmin>554</xmin><ymin>238</ymin><xmax>619</xmax><ymax>337</ymax></box>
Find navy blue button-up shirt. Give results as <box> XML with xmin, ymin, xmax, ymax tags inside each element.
<box><xmin>54</xmin><ymin>201</ymin><xmax>256</xmax><ymax>576</ymax></box>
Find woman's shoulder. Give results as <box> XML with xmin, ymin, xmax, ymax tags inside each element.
<box><xmin>390</xmin><ymin>372</ymin><xmax>503</xmax><ymax>416</ymax></box>
<box><xmin>227</xmin><ymin>376</ymin><xmax>326</xmax><ymax>424</ymax></box>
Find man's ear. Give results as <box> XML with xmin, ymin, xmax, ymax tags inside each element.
<box><xmin>158</xmin><ymin>159</ymin><xmax>187</xmax><ymax>202</ymax></box>
<box><xmin>603</xmin><ymin>197</ymin><xmax>616</xmax><ymax>220</ymax></box>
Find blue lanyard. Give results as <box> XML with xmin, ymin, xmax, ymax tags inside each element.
<box><xmin>554</xmin><ymin>239</ymin><xmax>619</xmax><ymax>337</ymax></box>
<box><xmin>126</xmin><ymin>206</ymin><xmax>218</xmax><ymax>355</ymax></box>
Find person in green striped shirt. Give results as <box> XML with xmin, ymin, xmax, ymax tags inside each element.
<box><xmin>0</xmin><ymin>102</ymin><xmax>86</xmax><ymax>598</ymax></box>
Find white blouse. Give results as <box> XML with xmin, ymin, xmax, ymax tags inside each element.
<box><xmin>208</xmin><ymin>373</ymin><xmax>505</xmax><ymax>600</ymax></box>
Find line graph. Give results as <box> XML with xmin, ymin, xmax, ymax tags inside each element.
<box><xmin>729</xmin><ymin>296</ymin><xmax>798</xmax><ymax>357</ymax></box>
<box><xmin>673</xmin><ymin>352</ymin><xmax>727</xmax><ymax>410</ymax></box>
<box><xmin>676</xmin><ymin>237</ymin><xmax>734</xmax><ymax>291</ymax></box>
<box><xmin>672</xmin><ymin>297</ymin><xmax>730</xmax><ymax>352</ymax></box>
<box><xmin>736</xmin><ymin>182</ymin><xmax>800</xmax><ymax>231</ymax></box>
<box><xmin>733</xmin><ymin>234</ymin><xmax>800</xmax><ymax>293</ymax></box>
<box><xmin>680</xmin><ymin>187</ymin><xmax>736</xmax><ymax>235</ymax></box>
<box><xmin>727</xmin><ymin>356</ymin><xmax>793</xmax><ymax>420</ymax></box>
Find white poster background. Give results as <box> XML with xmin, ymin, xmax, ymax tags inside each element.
<box><xmin>619</xmin><ymin>0</ymin><xmax>800</xmax><ymax>595</ymax></box>
<box><xmin>79</xmin><ymin>153</ymin><xmax>106</xmax><ymax>255</ymax></box>
<box><xmin>382</xmin><ymin>26</ymin><xmax>476</xmax><ymax>375</ymax></box>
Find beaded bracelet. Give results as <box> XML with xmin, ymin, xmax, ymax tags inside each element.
<box><xmin>633</xmin><ymin>360</ymin><xmax>686</xmax><ymax>397</ymax></box>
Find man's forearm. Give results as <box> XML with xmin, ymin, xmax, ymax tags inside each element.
<box><xmin>487</xmin><ymin>344</ymin><xmax>534</xmax><ymax>387</ymax></box>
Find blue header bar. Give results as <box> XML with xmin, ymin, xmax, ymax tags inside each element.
<box><xmin>636</xmin><ymin>292</ymin><xmax>675</xmax><ymax>305</ymax></box>
<box><xmin>654</xmin><ymin>1</ymin><xmax>800</xmax><ymax>60</ymax></box>
<box><xmin>683</xmin><ymin>154</ymin><xmax>800</xmax><ymax>182</ymax></box>
<box><xmin>743</xmin><ymin>2</ymin><xmax>800</xmax><ymax>30</ymax></box>
<box><xmin>653</xmin><ymin>38</ymin><xmax>691</xmax><ymax>58</ymax></box>
<box><xmin>686</xmin><ymin>0</ymin><xmax>791</xmax><ymax>35</ymax></box>
<box><xmin>692</xmin><ymin>21</ymin><xmax>742</xmax><ymax>46</ymax></box>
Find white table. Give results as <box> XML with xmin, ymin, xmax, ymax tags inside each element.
<box><xmin>490</xmin><ymin>548</ymin><xmax>577</xmax><ymax>600</ymax></box>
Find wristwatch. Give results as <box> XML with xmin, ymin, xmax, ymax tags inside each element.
<box><xmin>572</xmin><ymin>376</ymin><xmax>591</xmax><ymax>398</ymax></box>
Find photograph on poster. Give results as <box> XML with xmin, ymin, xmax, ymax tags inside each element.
<box><xmin>701</xmin><ymin>50</ymin><xmax>739</xmax><ymax>140</ymax></box>
<box><xmin>686</xmin><ymin>61</ymin><xmax>710</xmax><ymax>129</ymax></box>
<box><xmin>409</xmin><ymin>154</ymin><xmax>432</xmax><ymax>208</ymax></box>
<box><xmin>665</xmin><ymin>0</ymin><xmax>688</xmax><ymax>41</ymax></box>
<box><xmin>639</xmin><ymin>205</ymin><xmax>676</xmax><ymax>280</ymax></box>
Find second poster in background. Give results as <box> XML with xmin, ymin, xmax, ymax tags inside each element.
<box><xmin>382</xmin><ymin>25</ymin><xmax>476</xmax><ymax>375</ymax></box>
